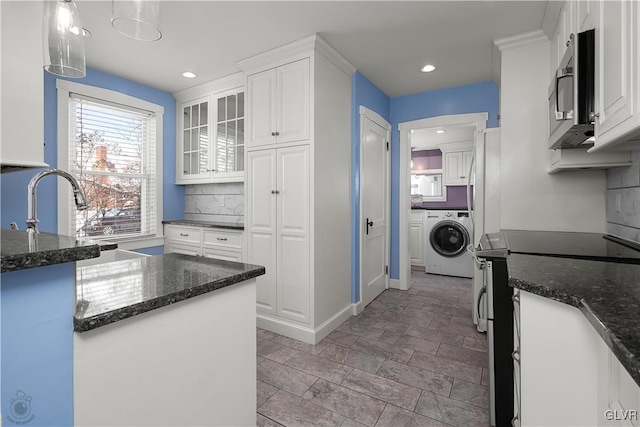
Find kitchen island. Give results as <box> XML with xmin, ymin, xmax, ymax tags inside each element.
<box><xmin>508</xmin><ymin>253</ymin><xmax>640</xmax><ymax>426</ymax></box>
<box><xmin>74</xmin><ymin>253</ymin><xmax>264</xmax><ymax>426</ymax></box>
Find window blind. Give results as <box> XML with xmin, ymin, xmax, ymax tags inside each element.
<box><xmin>69</xmin><ymin>93</ymin><xmax>157</xmax><ymax>239</ymax></box>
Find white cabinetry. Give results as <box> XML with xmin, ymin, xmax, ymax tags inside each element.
<box><xmin>164</xmin><ymin>224</ymin><xmax>243</xmax><ymax>262</ymax></box>
<box><xmin>591</xmin><ymin>0</ymin><xmax>640</xmax><ymax>151</ymax></box>
<box><xmin>442</xmin><ymin>147</ymin><xmax>473</xmax><ymax>186</ymax></box>
<box><xmin>248</xmin><ymin>146</ymin><xmax>310</xmax><ymax>323</ymax></box>
<box><xmin>409</xmin><ymin>210</ymin><xmax>425</xmax><ymax>267</ymax></box>
<box><xmin>240</xmin><ymin>34</ymin><xmax>355</xmax><ymax>344</ymax></box>
<box><xmin>174</xmin><ymin>74</ymin><xmax>245</xmax><ymax>184</ymax></box>
<box><xmin>519</xmin><ymin>291</ymin><xmax>640</xmax><ymax>426</ymax></box>
<box><xmin>246</xmin><ymin>59</ymin><xmax>310</xmax><ymax>148</ymax></box>
<box><xmin>0</xmin><ymin>1</ymin><xmax>48</xmax><ymax>170</ymax></box>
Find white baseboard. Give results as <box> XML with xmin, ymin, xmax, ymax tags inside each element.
<box><xmin>352</xmin><ymin>300</ymin><xmax>364</xmax><ymax>316</ymax></box>
<box><xmin>257</xmin><ymin>305</ymin><xmax>352</xmax><ymax>345</ymax></box>
<box><xmin>389</xmin><ymin>279</ymin><xmax>411</xmax><ymax>291</ymax></box>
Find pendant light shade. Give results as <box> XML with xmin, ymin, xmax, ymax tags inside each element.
<box><xmin>43</xmin><ymin>0</ymin><xmax>86</xmax><ymax>78</ymax></box>
<box><xmin>111</xmin><ymin>0</ymin><xmax>162</xmax><ymax>42</ymax></box>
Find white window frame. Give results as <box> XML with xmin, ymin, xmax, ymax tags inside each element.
<box><xmin>57</xmin><ymin>79</ymin><xmax>164</xmax><ymax>250</ymax></box>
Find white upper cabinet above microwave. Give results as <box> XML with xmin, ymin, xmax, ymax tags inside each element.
<box><xmin>590</xmin><ymin>0</ymin><xmax>640</xmax><ymax>152</ymax></box>
<box><xmin>174</xmin><ymin>74</ymin><xmax>245</xmax><ymax>184</ymax></box>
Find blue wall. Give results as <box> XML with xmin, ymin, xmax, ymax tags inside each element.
<box><xmin>351</xmin><ymin>79</ymin><xmax>499</xmax><ymax>300</ymax></box>
<box><xmin>351</xmin><ymin>72</ymin><xmax>390</xmax><ymax>304</ymax></box>
<box><xmin>2</xmin><ymin>263</ymin><xmax>75</xmax><ymax>426</ymax></box>
<box><xmin>0</xmin><ymin>68</ymin><xmax>184</xmax><ymax>234</ymax></box>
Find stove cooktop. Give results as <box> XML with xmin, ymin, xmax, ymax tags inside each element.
<box><xmin>502</xmin><ymin>230</ymin><xmax>640</xmax><ymax>264</ymax></box>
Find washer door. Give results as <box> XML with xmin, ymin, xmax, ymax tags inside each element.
<box><xmin>429</xmin><ymin>220</ymin><xmax>470</xmax><ymax>257</ymax></box>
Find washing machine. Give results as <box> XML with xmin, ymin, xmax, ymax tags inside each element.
<box><xmin>424</xmin><ymin>210</ymin><xmax>473</xmax><ymax>278</ymax></box>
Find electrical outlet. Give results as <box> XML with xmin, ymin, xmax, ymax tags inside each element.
<box><xmin>616</xmin><ymin>193</ymin><xmax>621</xmax><ymax>213</ymax></box>
<box><xmin>219</xmin><ymin>196</ymin><xmax>225</xmax><ymax>207</ymax></box>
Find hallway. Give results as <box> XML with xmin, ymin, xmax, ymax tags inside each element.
<box><xmin>256</xmin><ymin>272</ymin><xmax>490</xmax><ymax>426</ymax></box>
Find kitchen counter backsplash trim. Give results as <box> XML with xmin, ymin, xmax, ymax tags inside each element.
<box><xmin>162</xmin><ymin>219</ymin><xmax>244</xmax><ymax>230</ymax></box>
<box><xmin>508</xmin><ymin>253</ymin><xmax>640</xmax><ymax>386</ymax></box>
<box><xmin>74</xmin><ymin>253</ymin><xmax>264</xmax><ymax>332</ymax></box>
<box><xmin>1</xmin><ymin>228</ymin><xmax>103</xmax><ymax>273</ymax></box>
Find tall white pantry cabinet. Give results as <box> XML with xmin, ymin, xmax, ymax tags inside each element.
<box><xmin>239</xmin><ymin>34</ymin><xmax>355</xmax><ymax>344</ymax></box>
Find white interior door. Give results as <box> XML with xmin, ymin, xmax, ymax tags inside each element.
<box><xmin>360</xmin><ymin>107</ymin><xmax>390</xmax><ymax>307</ymax></box>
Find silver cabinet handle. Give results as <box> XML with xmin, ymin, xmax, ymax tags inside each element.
<box><xmin>275</xmin><ymin>131</ymin><xmax>280</xmax><ymax>136</ymax></box>
<box><xmin>271</xmin><ymin>190</ymin><xmax>280</xmax><ymax>194</ymax></box>
<box><xmin>180</xmin><ymin>233</ymin><xmax>189</xmax><ymax>237</ymax></box>
<box><xmin>271</xmin><ymin>132</ymin><xmax>276</xmax><ymax>136</ymax></box>
<box><xmin>216</xmin><ymin>237</ymin><xmax>228</xmax><ymax>241</ymax></box>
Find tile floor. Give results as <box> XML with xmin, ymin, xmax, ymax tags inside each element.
<box><xmin>256</xmin><ymin>272</ymin><xmax>490</xmax><ymax>427</ymax></box>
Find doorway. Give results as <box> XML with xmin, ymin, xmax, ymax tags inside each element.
<box><xmin>398</xmin><ymin>113</ymin><xmax>488</xmax><ymax>290</ymax></box>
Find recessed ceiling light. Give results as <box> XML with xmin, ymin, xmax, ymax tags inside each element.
<box><xmin>182</xmin><ymin>71</ymin><xmax>197</xmax><ymax>79</ymax></box>
<box><xmin>421</xmin><ymin>64</ymin><xmax>436</xmax><ymax>73</ymax></box>
<box><xmin>436</xmin><ymin>129</ymin><xmax>446</xmax><ymax>134</ymax></box>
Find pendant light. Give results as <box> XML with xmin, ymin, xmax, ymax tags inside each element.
<box><xmin>111</xmin><ymin>0</ymin><xmax>162</xmax><ymax>42</ymax></box>
<box><xmin>43</xmin><ymin>0</ymin><xmax>86</xmax><ymax>78</ymax></box>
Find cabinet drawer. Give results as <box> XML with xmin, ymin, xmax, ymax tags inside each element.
<box><xmin>202</xmin><ymin>247</ymin><xmax>242</xmax><ymax>262</ymax></box>
<box><xmin>165</xmin><ymin>225</ymin><xmax>202</xmax><ymax>245</ymax></box>
<box><xmin>202</xmin><ymin>230</ymin><xmax>242</xmax><ymax>250</ymax></box>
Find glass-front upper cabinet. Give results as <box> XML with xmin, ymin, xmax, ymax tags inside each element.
<box><xmin>214</xmin><ymin>88</ymin><xmax>244</xmax><ymax>181</ymax></box>
<box><xmin>175</xmin><ymin>85</ymin><xmax>245</xmax><ymax>184</ymax></box>
<box><xmin>180</xmin><ymin>96</ymin><xmax>210</xmax><ymax>180</ymax></box>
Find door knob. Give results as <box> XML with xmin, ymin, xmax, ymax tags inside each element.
<box><xmin>366</xmin><ymin>218</ymin><xmax>373</xmax><ymax>235</ymax></box>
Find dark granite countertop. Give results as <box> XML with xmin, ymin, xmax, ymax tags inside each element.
<box><xmin>162</xmin><ymin>219</ymin><xmax>244</xmax><ymax>230</ymax></box>
<box><xmin>74</xmin><ymin>253</ymin><xmax>264</xmax><ymax>332</ymax></box>
<box><xmin>1</xmin><ymin>228</ymin><xmax>106</xmax><ymax>273</ymax></box>
<box><xmin>509</xmin><ymin>253</ymin><xmax>640</xmax><ymax>386</ymax></box>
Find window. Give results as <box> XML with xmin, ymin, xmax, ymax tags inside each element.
<box><xmin>57</xmin><ymin>80</ymin><xmax>163</xmax><ymax>245</ymax></box>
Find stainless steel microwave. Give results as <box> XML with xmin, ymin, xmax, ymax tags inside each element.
<box><xmin>548</xmin><ymin>29</ymin><xmax>595</xmax><ymax>149</ymax></box>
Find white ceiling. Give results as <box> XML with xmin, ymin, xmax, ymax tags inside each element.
<box><xmin>76</xmin><ymin>1</ymin><xmax>550</xmax><ymax>97</ymax></box>
<box><xmin>411</xmin><ymin>124</ymin><xmax>477</xmax><ymax>150</ymax></box>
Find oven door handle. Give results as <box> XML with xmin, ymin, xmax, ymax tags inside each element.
<box><xmin>476</xmin><ymin>285</ymin><xmax>487</xmax><ymax>325</ymax></box>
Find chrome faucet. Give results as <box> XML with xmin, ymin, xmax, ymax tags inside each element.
<box><xmin>26</xmin><ymin>169</ymin><xmax>88</xmax><ymax>233</ymax></box>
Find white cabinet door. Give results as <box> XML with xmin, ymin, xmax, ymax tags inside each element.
<box><xmin>1</xmin><ymin>1</ymin><xmax>47</xmax><ymax>168</ymax></box>
<box><xmin>409</xmin><ymin>221</ymin><xmax>424</xmax><ymax>266</ymax></box>
<box><xmin>247</xmin><ymin>69</ymin><xmax>277</xmax><ymax>148</ymax></box>
<box><xmin>164</xmin><ymin>242</ymin><xmax>201</xmax><ymax>256</ymax></box>
<box><xmin>444</xmin><ymin>151</ymin><xmax>472</xmax><ymax>186</ymax></box>
<box><xmin>276</xmin><ymin>145</ymin><xmax>310</xmax><ymax>323</ymax></box>
<box><xmin>247</xmin><ymin>58</ymin><xmax>310</xmax><ymax>148</ymax></box>
<box><xmin>247</xmin><ymin>150</ymin><xmax>278</xmax><ymax>316</ymax></box>
<box><xmin>202</xmin><ymin>247</ymin><xmax>242</xmax><ymax>262</ymax></box>
<box><xmin>276</xmin><ymin>59</ymin><xmax>310</xmax><ymax>144</ymax></box>
<box><xmin>462</xmin><ymin>151</ymin><xmax>473</xmax><ymax>182</ymax></box>
<box><xmin>177</xmin><ymin>97</ymin><xmax>211</xmax><ymax>182</ymax></box>
<box><xmin>594</xmin><ymin>0</ymin><xmax>636</xmax><ymax>144</ymax></box>
<box><xmin>444</xmin><ymin>151</ymin><xmax>463</xmax><ymax>185</ymax></box>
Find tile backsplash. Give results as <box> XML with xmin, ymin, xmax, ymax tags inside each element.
<box><xmin>184</xmin><ymin>182</ymin><xmax>244</xmax><ymax>224</ymax></box>
<box><xmin>607</xmin><ymin>150</ymin><xmax>640</xmax><ymax>242</ymax></box>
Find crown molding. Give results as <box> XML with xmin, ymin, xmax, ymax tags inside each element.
<box><xmin>173</xmin><ymin>72</ymin><xmax>244</xmax><ymax>102</ymax></box>
<box><xmin>494</xmin><ymin>29</ymin><xmax>549</xmax><ymax>52</ymax></box>
<box><xmin>236</xmin><ymin>33</ymin><xmax>356</xmax><ymax>76</ymax></box>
